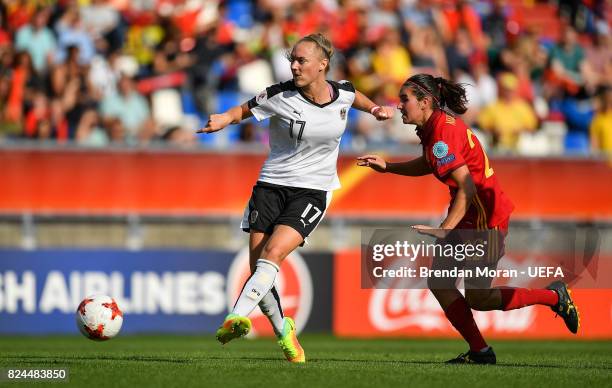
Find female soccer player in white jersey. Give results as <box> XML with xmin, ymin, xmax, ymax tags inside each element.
<box><xmin>197</xmin><ymin>33</ymin><xmax>393</xmax><ymax>363</ymax></box>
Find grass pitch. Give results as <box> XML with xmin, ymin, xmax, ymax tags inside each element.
<box><xmin>0</xmin><ymin>335</ymin><xmax>610</xmax><ymax>387</ymax></box>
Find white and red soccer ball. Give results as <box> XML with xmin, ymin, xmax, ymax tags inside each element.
<box><xmin>75</xmin><ymin>295</ymin><xmax>123</xmax><ymax>341</ymax></box>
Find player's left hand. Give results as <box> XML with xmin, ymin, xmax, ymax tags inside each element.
<box><xmin>372</xmin><ymin>106</ymin><xmax>394</xmax><ymax>121</ymax></box>
<box><xmin>411</xmin><ymin>225</ymin><xmax>449</xmax><ymax>239</ymax></box>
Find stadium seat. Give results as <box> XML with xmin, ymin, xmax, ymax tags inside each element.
<box><xmin>560</xmin><ymin>98</ymin><xmax>595</xmax><ymax>133</ymax></box>
<box><xmin>151</xmin><ymin>89</ymin><xmax>183</xmax><ymax>128</ymax></box>
<box><xmin>237</xmin><ymin>59</ymin><xmax>274</xmax><ymax>95</ymax></box>
<box><xmin>216</xmin><ymin>91</ymin><xmax>240</xmax><ymax>113</ymax></box>
<box><xmin>181</xmin><ymin>90</ymin><xmax>200</xmax><ymax>115</ymax></box>
<box><xmin>339</xmin><ymin>130</ymin><xmax>353</xmax><ymax>150</ymax></box>
<box><xmin>540</xmin><ymin>120</ymin><xmax>567</xmax><ymax>155</ymax></box>
<box><xmin>517</xmin><ymin>131</ymin><xmax>553</xmax><ymax>156</ymax></box>
<box><xmin>226</xmin><ymin>1</ymin><xmax>254</xmax><ymax>29</ymax></box>
<box><xmin>564</xmin><ymin>132</ymin><xmax>590</xmax><ymax>155</ymax></box>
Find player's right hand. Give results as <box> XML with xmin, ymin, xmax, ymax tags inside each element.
<box><xmin>356</xmin><ymin>155</ymin><xmax>387</xmax><ymax>173</ymax></box>
<box><xmin>196</xmin><ymin>113</ymin><xmax>231</xmax><ymax>133</ymax></box>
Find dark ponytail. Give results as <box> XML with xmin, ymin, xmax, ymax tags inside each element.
<box><xmin>402</xmin><ymin>74</ymin><xmax>468</xmax><ymax>114</ymax></box>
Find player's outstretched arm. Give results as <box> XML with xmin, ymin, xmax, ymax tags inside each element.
<box><xmin>357</xmin><ymin>155</ymin><xmax>432</xmax><ymax>176</ymax></box>
<box><xmin>352</xmin><ymin>90</ymin><xmax>394</xmax><ymax>121</ymax></box>
<box><xmin>196</xmin><ymin>103</ymin><xmax>253</xmax><ymax>134</ymax></box>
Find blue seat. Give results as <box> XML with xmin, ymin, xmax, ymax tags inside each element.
<box><xmin>340</xmin><ymin>129</ymin><xmax>353</xmax><ymax>150</ymax></box>
<box><xmin>216</xmin><ymin>91</ymin><xmax>240</xmax><ymax>113</ymax></box>
<box><xmin>560</xmin><ymin>98</ymin><xmax>594</xmax><ymax>133</ymax></box>
<box><xmin>564</xmin><ymin>132</ymin><xmax>590</xmax><ymax>155</ymax></box>
<box><xmin>226</xmin><ymin>1</ymin><xmax>254</xmax><ymax>29</ymax></box>
<box><xmin>181</xmin><ymin>90</ymin><xmax>199</xmax><ymax>115</ymax></box>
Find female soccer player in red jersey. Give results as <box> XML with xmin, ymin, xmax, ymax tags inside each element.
<box><xmin>357</xmin><ymin>74</ymin><xmax>579</xmax><ymax>364</ymax></box>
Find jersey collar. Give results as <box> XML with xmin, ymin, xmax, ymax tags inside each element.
<box><xmin>417</xmin><ymin>109</ymin><xmax>443</xmax><ymax>144</ymax></box>
<box><xmin>297</xmin><ymin>80</ymin><xmax>339</xmax><ymax>108</ymax></box>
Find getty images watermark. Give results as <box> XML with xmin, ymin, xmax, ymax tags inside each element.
<box><xmin>361</xmin><ymin>225</ymin><xmax>607</xmax><ymax>289</ymax></box>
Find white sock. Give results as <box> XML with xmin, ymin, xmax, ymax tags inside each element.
<box><xmin>259</xmin><ymin>286</ymin><xmax>284</xmax><ymax>336</ymax></box>
<box><xmin>232</xmin><ymin>259</ymin><xmax>279</xmax><ymax>317</ymax></box>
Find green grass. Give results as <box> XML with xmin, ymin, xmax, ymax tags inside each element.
<box><xmin>0</xmin><ymin>335</ymin><xmax>610</xmax><ymax>387</ymax></box>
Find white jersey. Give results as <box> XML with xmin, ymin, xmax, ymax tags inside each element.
<box><xmin>247</xmin><ymin>80</ymin><xmax>356</xmax><ymax>191</ymax></box>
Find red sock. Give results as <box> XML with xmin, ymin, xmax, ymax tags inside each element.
<box><xmin>444</xmin><ymin>297</ymin><xmax>488</xmax><ymax>352</ymax></box>
<box><xmin>498</xmin><ymin>287</ymin><xmax>558</xmax><ymax>311</ymax></box>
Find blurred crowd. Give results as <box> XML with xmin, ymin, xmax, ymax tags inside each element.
<box><xmin>0</xmin><ymin>0</ymin><xmax>610</xmax><ymax>155</ymax></box>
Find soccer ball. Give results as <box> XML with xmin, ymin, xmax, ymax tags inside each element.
<box><xmin>75</xmin><ymin>295</ymin><xmax>123</xmax><ymax>341</ymax></box>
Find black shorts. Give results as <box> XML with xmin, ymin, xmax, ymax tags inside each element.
<box><xmin>240</xmin><ymin>181</ymin><xmax>331</xmax><ymax>240</ymax></box>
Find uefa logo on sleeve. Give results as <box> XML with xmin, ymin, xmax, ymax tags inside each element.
<box><xmin>433</xmin><ymin>141</ymin><xmax>449</xmax><ymax>159</ymax></box>
<box><xmin>227</xmin><ymin>247</ymin><xmax>313</xmax><ymax>337</ymax></box>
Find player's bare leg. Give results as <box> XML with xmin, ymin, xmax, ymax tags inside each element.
<box><xmin>259</xmin><ymin>225</ymin><xmax>304</xmax><ymax>266</ymax></box>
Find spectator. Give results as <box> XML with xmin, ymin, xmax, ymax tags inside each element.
<box><xmin>590</xmin><ymin>87</ymin><xmax>612</xmax><ymax>154</ymax></box>
<box><xmin>23</xmin><ymin>90</ymin><xmax>49</xmax><ymax>138</ymax></box>
<box><xmin>54</xmin><ymin>6</ymin><xmax>96</xmax><ymax>66</ymax></box>
<box><xmin>329</xmin><ymin>2</ymin><xmax>362</xmax><ymax>52</ymax></box>
<box><xmin>5</xmin><ymin>51</ymin><xmax>40</xmax><ymax>124</ymax></box>
<box><xmin>88</xmin><ymin>52</ymin><xmax>120</xmax><ymax>99</ymax></box>
<box><xmin>162</xmin><ymin>125</ymin><xmax>197</xmax><ymax>148</ymax></box>
<box><xmin>106</xmin><ymin>117</ymin><xmax>126</xmax><ymax>144</ymax></box>
<box><xmin>440</xmin><ymin>0</ymin><xmax>484</xmax><ymax>50</ymax></box>
<box><xmin>401</xmin><ymin>0</ymin><xmax>444</xmax><ymax>34</ymax></box>
<box><xmin>49</xmin><ymin>98</ymin><xmax>69</xmax><ymax>143</ymax></box>
<box><xmin>472</xmin><ymin>60</ymin><xmax>498</xmax><ymax>109</ymax></box>
<box><xmin>371</xmin><ymin>28</ymin><xmax>411</xmax><ymax>101</ymax></box>
<box><xmin>0</xmin><ymin>0</ymin><xmax>608</xmax><ymax>154</ymax></box>
<box><xmin>409</xmin><ymin>25</ymin><xmax>447</xmax><ymax>76</ymax></box>
<box><xmin>75</xmin><ymin>108</ymin><xmax>109</xmax><ymax>147</ymax></box>
<box><xmin>482</xmin><ymin>0</ymin><xmax>510</xmax><ymax>53</ymax></box>
<box><xmin>14</xmin><ymin>7</ymin><xmax>56</xmax><ymax>73</ymax></box>
<box><xmin>584</xmin><ymin>30</ymin><xmax>612</xmax><ymax>92</ymax></box>
<box><xmin>478</xmin><ymin>72</ymin><xmax>537</xmax><ymax>151</ymax></box>
<box><xmin>445</xmin><ymin>28</ymin><xmax>473</xmax><ymax>77</ymax></box>
<box><xmin>547</xmin><ymin>25</ymin><xmax>587</xmax><ymax>95</ymax></box>
<box><xmin>100</xmin><ymin>74</ymin><xmax>151</xmax><ymax>142</ymax></box>
<box><xmin>80</xmin><ymin>0</ymin><xmax>122</xmax><ymax>47</ymax></box>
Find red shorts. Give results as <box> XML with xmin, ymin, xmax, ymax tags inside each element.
<box><xmin>456</xmin><ymin>216</ymin><xmax>509</xmax><ymax>233</ymax></box>
<box><xmin>429</xmin><ymin>218</ymin><xmax>511</xmax><ymax>289</ymax></box>
<box><xmin>454</xmin><ymin>216</ymin><xmax>509</xmax><ymax>266</ymax></box>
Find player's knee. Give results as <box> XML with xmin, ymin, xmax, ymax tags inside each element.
<box><xmin>261</xmin><ymin>245</ymin><xmax>286</xmax><ymax>263</ymax></box>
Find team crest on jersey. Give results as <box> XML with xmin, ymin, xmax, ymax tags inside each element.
<box><xmin>256</xmin><ymin>91</ymin><xmax>267</xmax><ymax>104</ymax></box>
<box><xmin>432</xmin><ymin>141</ymin><xmax>449</xmax><ymax>159</ymax></box>
<box><xmin>250</xmin><ymin>210</ymin><xmax>259</xmax><ymax>224</ymax></box>
<box><xmin>340</xmin><ymin>107</ymin><xmax>347</xmax><ymax>120</ymax></box>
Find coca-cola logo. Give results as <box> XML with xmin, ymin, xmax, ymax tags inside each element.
<box><xmin>227</xmin><ymin>247</ymin><xmax>313</xmax><ymax>337</ymax></box>
<box><xmin>369</xmin><ymin>289</ymin><xmax>448</xmax><ymax>331</ymax></box>
<box><xmin>368</xmin><ymin>288</ymin><xmax>535</xmax><ymax>333</ymax></box>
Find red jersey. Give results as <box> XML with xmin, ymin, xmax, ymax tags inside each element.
<box><xmin>420</xmin><ymin>110</ymin><xmax>514</xmax><ymax>229</ymax></box>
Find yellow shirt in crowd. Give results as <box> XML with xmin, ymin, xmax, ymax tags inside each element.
<box><xmin>589</xmin><ymin>111</ymin><xmax>612</xmax><ymax>154</ymax></box>
<box><xmin>478</xmin><ymin>99</ymin><xmax>537</xmax><ymax>150</ymax></box>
